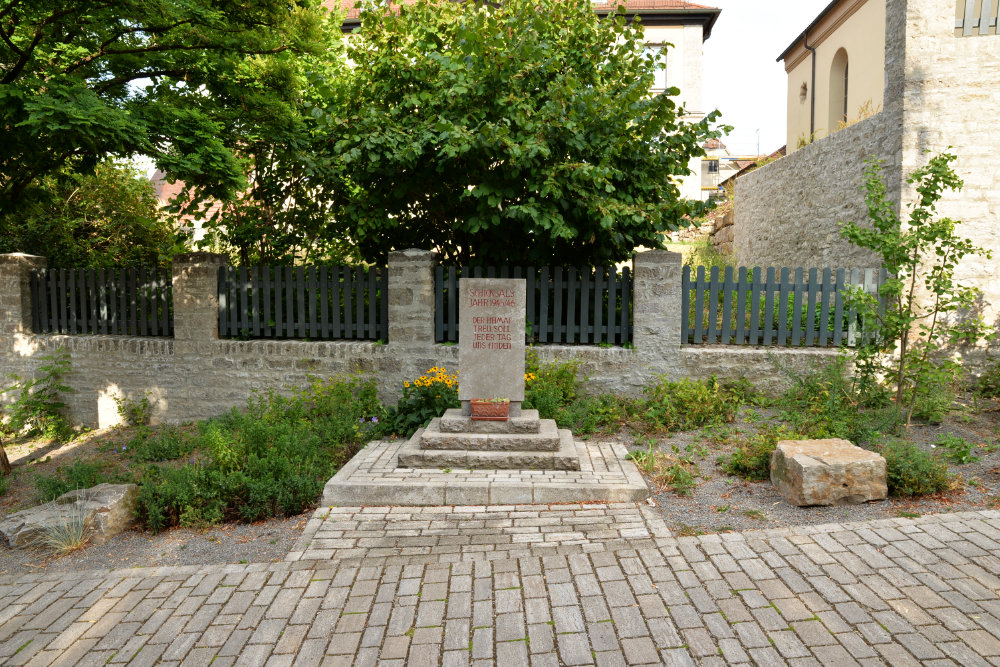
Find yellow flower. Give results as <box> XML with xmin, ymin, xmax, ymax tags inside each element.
<box><xmin>404</xmin><ymin>381</ymin><xmax>410</xmax><ymax>388</ymax></box>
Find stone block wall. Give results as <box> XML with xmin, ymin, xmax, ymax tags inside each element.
<box><xmin>0</xmin><ymin>251</ymin><xmax>836</xmax><ymax>427</ymax></box>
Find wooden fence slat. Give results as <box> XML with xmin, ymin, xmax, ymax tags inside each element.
<box><xmin>85</xmin><ymin>269</ymin><xmax>95</xmax><ymax>334</ymax></box>
<box><xmin>749</xmin><ymin>268</ymin><xmax>762</xmax><ymax>345</ymax></box>
<box><xmin>833</xmin><ymin>268</ymin><xmax>846</xmax><ymax>346</ymax></box>
<box><xmin>592</xmin><ymin>267</ymin><xmax>603</xmax><ymax>344</ymax></box>
<box><xmin>763</xmin><ymin>267</ymin><xmax>775</xmax><ymax>345</ymax></box>
<box><xmin>137</xmin><ymin>267</ymin><xmax>148</xmax><ymax>336</ymax></box>
<box><xmin>981</xmin><ymin>0</ymin><xmax>995</xmax><ymax>34</ymax></box>
<box><xmin>99</xmin><ymin>269</ymin><xmax>110</xmax><ymax>335</ymax></box>
<box><xmin>367</xmin><ymin>267</ymin><xmax>377</xmax><ymax>340</ymax></box>
<box><xmin>525</xmin><ymin>267</ymin><xmax>536</xmax><ymax>343</ymax></box>
<box><xmin>281</xmin><ymin>267</ymin><xmax>292</xmax><ymax>337</ymax></box>
<box><xmin>580</xmin><ymin>267</ymin><xmax>591</xmax><ymax>343</ymax></box>
<box><xmin>965</xmin><ymin>0</ymin><xmax>977</xmax><ymax>35</ymax></box>
<box><xmin>804</xmin><ymin>268</ymin><xmax>818</xmax><ymax>346</ymax></box>
<box><xmin>354</xmin><ymin>266</ymin><xmax>364</xmax><ymax>339</ymax></box>
<box><xmin>248</xmin><ymin>267</ymin><xmax>259</xmax><ymax>337</ymax></box>
<box><xmin>819</xmin><ymin>268</ymin><xmax>832</xmax><ymax>346</ymax></box>
<box><xmin>708</xmin><ymin>266</ymin><xmax>720</xmax><ymax>344</ymax></box>
<box><xmin>331</xmin><ymin>266</ymin><xmax>342</xmax><ymax>338</ymax></box>
<box><xmin>29</xmin><ymin>271</ymin><xmax>41</xmax><ymax>333</ymax></box>
<box><xmin>790</xmin><ymin>268</ymin><xmax>803</xmax><ymax>345</ymax></box>
<box><xmin>563</xmin><ymin>267</ymin><xmax>579</xmax><ymax>343</ymax></box>
<box><xmin>238</xmin><ymin>267</ymin><xmax>250</xmax><ymax>338</ymax></box>
<box><xmin>263</xmin><ymin>266</ymin><xmax>273</xmax><ymax>338</ymax></box>
<box><xmin>319</xmin><ymin>267</ymin><xmax>329</xmax><ymax>340</ymax></box>
<box><xmin>776</xmin><ymin>268</ymin><xmax>790</xmax><ymax>345</ymax></box>
<box><xmin>606</xmin><ymin>267</ymin><xmax>617</xmax><ymax>345</ymax></box>
<box><xmin>273</xmin><ymin>266</ymin><xmax>283</xmax><ymax>338</ymax></box>
<box><xmin>307</xmin><ymin>267</ymin><xmax>317</xmax><ymax>339</ymax></box>
<box><xmin>720</xmin><ymin>267</ymin><xmax>734</xmax><ymax>344</ymax></box>
<box><xmin>735</xmin><ymin>267</ymin><xmax>748</xmax><ymax>344</ymax></box>
<box><xmin>552</xmin><ymin>267</ymin><xmax>563</xmax><ymax>343</ymax></box>
<box><xmin>343</xmin><ymin>266</ymin><xmax>353</xmax><ymax>339</ymax></box>
<box><xmin>681</xmin><ymin>265</ymin><xmax>690</xmax><ymax>344</ymax></box>
<box><xmin>694</xmin><ymin>266</ymin><xmax>705</xmax><ymax>343</ymax></box>
<box><xmin>67</xmin><ymin>268</ymin><xmax>77</xmax><ymax>334</ymax></box>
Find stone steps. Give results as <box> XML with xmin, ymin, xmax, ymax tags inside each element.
<box><xmin>420</xmin><ymin>417</ymin><xmax>560</xmax><ymax>451</ymax></box>
<box><xmin>398</xmin><ymin>427</ymin><xmax>581</xmax><ymax>470</ymax></box>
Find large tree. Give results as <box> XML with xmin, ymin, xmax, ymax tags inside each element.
<box><xmin>0</xmin><ymin>0</ymin><xmax>330</xmax><ymax>220</ymax></box>
<box><xmin>318</xmin><ymin>0</ymin><xmax>725</xmax><ymax>266</ymax></box>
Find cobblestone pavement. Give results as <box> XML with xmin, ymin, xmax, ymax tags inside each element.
<box><xmin>3</xmin><ymin>505</ymin><xmax>1000</xmax><ymax>666</ymax></box>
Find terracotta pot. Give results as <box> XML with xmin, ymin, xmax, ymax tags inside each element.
<box><xmin>469</xmin><ymin>399</ymin><xmax>510</xmax><ymax>421</ymax></box>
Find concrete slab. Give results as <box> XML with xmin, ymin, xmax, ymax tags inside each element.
<box><xmin>320</xmin><ymin>437</ymin><xmax>650</xmax><ymax>506</ymax></box>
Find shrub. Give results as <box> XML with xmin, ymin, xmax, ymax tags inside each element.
<box><xmin>114</xmin><ymin>391</ymin><xmax>153</xmax><ymax>427</ymax></box>
<box><xmin>720</xmin><ymin>424</ymin><xmax>803</xmax><ymax>481</ymax></box>
<box><xmin>881</xmin><ymin>440</ymin><xmax>952</xmax><ymax>497</ymax></box>
<box><xmin>626</xmin><ymin>442</ymin><xmax>698</xmax><ymax>495</ymax></box>
<box><xmin>124</xmin><ymin>426</ymin><xmax>196</xmax><ymax>463</ymax></box>
<box><xmin>934</xmin><ymin>433</ymin><xmax>978</xmax><ymax>465</ymax></box>
<box><xmin>523</xmin><ymin>352</ymin><xmax>582</xmax><ymax>418</ymax></box>
<box><xmin>975</xmin><ymin>360</ymin><xmax>1000</xmax><ymax>398</ymax></box>
<box><xmin>34</xmin><ymin>460</ymin><xmax>112</xmax><ymax>502</ymax></box>
<box><xmin>135</xmin><ymin>374</ymin><xmax>385</xmax><ymax>532</ymax></box>
<box><xmin>905</xmin><ymin>359</ymin><xmax>961</xmax><ymax>424</ymax></box>
<box><xmin>636</xmin><ymin>376</ymin><xmax>741</xmax><ymax>432</ymax></box>
<box><xmin>386</xmin><ymin>367</ymin><xmax>459</xmax><ymax>437</ymax></box>
<box><xmin>1</xmin><ymin>348</ymin><xmax>73</xmax><ymax>440</ymax></box>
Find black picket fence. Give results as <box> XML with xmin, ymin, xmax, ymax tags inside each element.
<box><xmin>218</xmin><ymin>266</ymin><xmax>388</xmax><ymax>341</ymax></box>
<box><xmin>435</xmin><ymin>265</ymin><xmax>633</xmax><ymax>346</ymax></box>
<box><xmin>30</xmin><ymin>267</ymin><xmax>173</xmax><ymax>337</ymax></box>
<box><xmin>682</xmin><ymin>265</ymin><xmax>888</xmax><ymax>346</ymax></box>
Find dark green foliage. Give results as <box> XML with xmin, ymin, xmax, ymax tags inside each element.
<box><xmin>522</xmin><ymin>353</ymin><xmax>625</xmax><ymax>433</ymax></box>
<box><xmin>34</xmin><ymin>460</ymin><xmax>112</xmax><ymax>502</ymax></box>
<box><xmin>124</xmin><ymin>427</ymin><xmax>196</xmax><ymax>463</ymax></box>
<box><xmin>778</xmin><ymin>356</ymin><xmax>902</xmax><ymax>444</ymax></box>
<box><xmin>720</xmin><ymin>425</ymin><xmax>803</xmax><ymax>482</ymax></box>
<box><xmin>637</xmin><ymin>377</ymin><xmax>741</xmax><ymax>432</ymax></box>
<box><xmin>934</xmin><ymin>433</ymin><xmax>978</xmax><ymax>465</ymax></box>
<box><xmin>975</xmin><ymin>360</ymin><xmax>1000</xmax><ymax>398</ymax></box>
<box><xmin>134</xmin><ymin>375</ymin><xmax>385</xmax><ymax>532</ymax></box>
<box><xmin>881</xmin><ymin>440</ymin><xmax>951</xmax><ymax>497</ymax></box>
<box><xmin>320</xmin><ymin>0</ymin><xmax>725</xmax><ymax>265</ymax></box>
<box><xmin>1</xmin><ymin>348</ymin><xmax>73</xmax><ymax>440</ymax></box>
<box><xmin>385</xmin><ymin>368</ymin><xmax>460</xmax><ymax>437</ymax></box>
<box><xmin>0</xmin><ymin>162</ymin><xmax>175</xmax><ymax>267</ymax></box>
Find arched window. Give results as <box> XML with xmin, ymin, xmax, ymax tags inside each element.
<box><xmin>829</xmin><ymin>48</ymin><xmax>849</xmax><ymax>130</ymax></box>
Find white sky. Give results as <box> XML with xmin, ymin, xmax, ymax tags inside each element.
<box><xmin>702</xmin><ymin>0</ymin><xmax>831</xmax><ymax>157</ymax></box>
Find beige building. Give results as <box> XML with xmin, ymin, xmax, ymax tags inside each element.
<box><xmin>734</xmin><ymin>0</ymin><xmax>1000</xmax><ymax>362</ymax></box>
<box><xmin>779</xmin><ymin>0</ymin><xmax>887</xmax><ymax>152</ymax></box>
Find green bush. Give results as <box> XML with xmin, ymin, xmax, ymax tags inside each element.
<box><xmin>778</xmin><ymin>356</ymin><xmax>901</xmax><ymax>444</ymax></box>
<box><xmin>114</xmin><ymin>391</ymin><xmax>153</xmax><ymax>427</ymax></box>
<box><xmin>881</xmin><ymin>440</ymin><xmax>951</xmax><ymax>497</ymax></box>
<box><xmin>523</xmin><ymin>352</ymin><xmax>582</xmax><ymax>419</ymax></box>
<box><xmin>974</xmin><ymin>360</ymin><xmax>1000</xmax><ymax>398</ymax></box>
<box><xmin>135</xmin><ymin>374</ymin><xmax>385</xmax><ymax>532</ymax></box>
<box><xmin>1</xmin><ymin>348</ymin><xmax>73</xmax><ymax>440</ymax></box>
<box><xmin>635</xmin><ymin>376</ymin><xmax>741</xmax><ymax>432</ymax></box>
<box><xmin>386</xmin><ymin>367</ymin><xmax>459</xmax><ymax>437</ymax></box>
<box><xmin>905</xmin><ymin>359</ymin><xmax>960</xmax><ymax>424</ymax></box>
<box><xmin>124</xmin><ymin>426</ymin><xmax>196</xmax><ymax>463</ymax></box>
<box><xmin>720</xmin><ymin>424</ymin><xmax>803</xmax><ymax>481</ymax></box>
<box><xmin>34</xmin><ymin>460</ymin><xmax>112</xmax><ymax>502</ymax></box>
<box><xmin>933</xmin><ymin>433</ymin><xmax>978</xmax><ymax>465</ymax></box>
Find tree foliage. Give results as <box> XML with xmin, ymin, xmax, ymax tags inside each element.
<box><xmin>317</xmin><ymin>0</ymin><xmax>725</xmax><ymax>265</ymax></box>
<box><xmin>0</xmin><ymin>161</ymin><xmax>175</xmax><ymax>267</ymax></box>
<box><xmin>0</xmin><ymin>0</ymin><xmax>330</xmax><ymax>219</ymax></box>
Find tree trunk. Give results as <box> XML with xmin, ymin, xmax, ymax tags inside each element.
<box><xmin>0</xmin><ymin>443</ymin><xmax>10</xmax><ymax>476</ymax></box>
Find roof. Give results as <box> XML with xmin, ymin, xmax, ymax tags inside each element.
<box><xmin>776</xmin><ymin>0</ymin><xmax>842</xmax><ymax>63</ymax></box>
<box><xmin>702</xmin><ymin>138</ymin><xmax>727</xmax><ymax>150</ymax></box>
<box><xmin>326</xmin><ymin>0</ymin><xmax>720</xmax><ymax>38</ymax></box>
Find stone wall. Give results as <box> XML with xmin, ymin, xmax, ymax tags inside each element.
<box><xmin>733</xmin><ymin>110</ymin><xmax>898</xmax><ymax>271</ymax></box>
<box><xmin>898</xmin><ymin>0</ymin><xmax>1000</xmax><ymax>341</ymax></box>
<box><xmin>0</xmin><ymin>251</ymin><xmax>837</xmax><ymax>427</ymax></box>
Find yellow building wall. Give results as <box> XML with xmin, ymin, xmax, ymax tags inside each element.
<box><xmin>784</xmin><ymin>0</ymin><xmax>886</xmax><ymax>152</ymax></box>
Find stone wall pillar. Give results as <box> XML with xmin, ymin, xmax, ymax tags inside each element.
<box><xmin>172</xmin><ymin>252</ymin><xmax>228</xmax><ymax>349</ymax></box>
<box><xmin>387</xmin><ymin>249</ymin><xmax>438</xmax><ymax>346</ymax></box>
<box><xmin>0</xmin><ymin>253</ymin><xmax>46</xmax><ymax>338</ymax></box>
<box><xmin>632</xmin><ymin>250</ymin><xmax>683</xmax><ymax>363</ymax></box>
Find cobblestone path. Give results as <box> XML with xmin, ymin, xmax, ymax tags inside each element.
<box><xmin>3</xmin><ymin>504</ymin><xmax>1000</xmax><ymax>666</ymax></box>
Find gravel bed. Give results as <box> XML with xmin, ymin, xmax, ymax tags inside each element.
<box><xmin>0</xmin><ymin>514</ymin><xmax>308</xmax><ymax>577</ymax></box>
<box><xmin>633</xmin><ymin>400</ymin><xmax>1000</xmax><ymax>536</ymax></box>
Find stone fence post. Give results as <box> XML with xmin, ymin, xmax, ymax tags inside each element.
<box><xmin>0</xmin><ymin>253</ymin><xmax>46</xmax><ymax>339</ymax></box>
<box><xmin>172</xmin><ymin>252</ymin><xmax>228</xmax><ymax>351</ymax></box>
<box><xmin>387</xmin><ymin>249</ymin><xmax>438</xmax><ymax>346</ymax></box>
<box><xmin>632</xmin><ymin>249</ymin><xmax>683</xmax><ymax>363</ymax></box>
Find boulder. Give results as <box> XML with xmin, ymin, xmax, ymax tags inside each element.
<box><xmin>0</xmin><ymin>483</ymin><xmax>138</xmax><ymax>549</ymax></box>
<box><xmin>770</xmin><ymin>439</ymin><xmax>886</xmax><ymax>506</ymax></box>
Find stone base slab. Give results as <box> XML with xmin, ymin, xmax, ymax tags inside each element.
<box><xmin>419</xmin><ymin>417</ymin><xmax>559</xmax><ymax>451</ymax></box>
<box><xmin>440</xmin><ymin>408</ymin><xmax>540</xmax><ymax>433</ymax></box>
<box><xmin>321</xmin><ymin>438</ymin><xmax>650</xmax><ymax>506</ymax></box>
<box><xmin>400</xmin><ymin>427</ymin><xmax>578</xmax><ymax>469</ymax></box>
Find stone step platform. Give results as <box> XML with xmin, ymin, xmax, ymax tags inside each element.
<box><xmin>439</xmin><ymin>408</ymin><xmax>541</xmax><ymax>434</ymax></box>
<box><xmin>420</xmin><ymin>417</ymin><xmax>559</xmax><ymax>451</ymax></box>
<box><xmin>399</xmin><ymin>427</ymin><xmax>580</xmax><ymax>470</ymax></box>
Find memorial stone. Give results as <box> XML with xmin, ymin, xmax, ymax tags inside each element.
<box><xmin>458</xmin><ymin>278</ymin><xmax>526</xmax><ymax>413</ymax></box>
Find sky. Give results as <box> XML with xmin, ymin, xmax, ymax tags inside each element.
<box><xmin>701</xmin><ymin>0</ymin><xmax>831</xmax><ymax>157</ymax></box>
